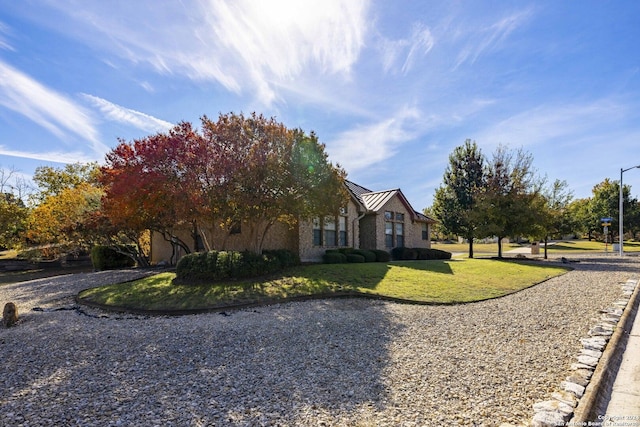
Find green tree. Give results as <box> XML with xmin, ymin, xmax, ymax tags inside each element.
<box><xmin>530</xmin><ymin>179</ymin><xmax>574</xmax><ymax>259</ymax></box>
<box><xmin>432</xmin><ymin>140</ymin><xmax>485</xmax><ymax>258</ymax></box>
<box><xmin>568</xmin><ymin>198</ymin><xmax>595</xmax><ymax>240</ymax></box>
<box><xmin>0</xmin><ymin>193</ymin><xmax>28</xmax><ymax>249</ymax></box>
<box><xmin>31</xmin><ymin>162</ymin><xmax>100</xmax><ymax>204</ymax></box>
<box><xmin>588</xmin><ymin>178</ymin><xmax>638</xmax><ymax>242</ymax></box>
<box><xmin>476</xmin><ymin>145</ymin><xmax>539</xmax><ymax>258</ymax></box>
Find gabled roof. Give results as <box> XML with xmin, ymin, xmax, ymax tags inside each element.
<box><xmin>344</xmin><ymin>179</ymin><xmax>436</xmax><ymax>223</ymax></box>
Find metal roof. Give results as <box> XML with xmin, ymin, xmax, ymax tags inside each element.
<box><xmin>344</xmin><ymin>179</ymin><xmax>436</xmax><ymax>223</ymax></box>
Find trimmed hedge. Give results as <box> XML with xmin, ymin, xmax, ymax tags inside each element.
<box><xmin>176</xmin><ymin>249</ymin><xmax>298</xmax><ymax>283</ymax></box>
<box><xmin>371</xmin><ymin>249</ymin><xmax>391</xmax><ymax>262</ymax></box>
<box><xmin>346</xmin><ymin>253</ymin><xmax>366</xmax><ymax>263</ymax></box>
<box><xmin>323</xmin><ymin>248</ymin><xmax>393</xmax><ymax>264</ymax></box>
<box><xmin>91</xmin><ymin>245</ymin><xmax>136</xmax><ymax>271</ymax></box>
<box><xmin>392</xmin><ymin>247</ymin><xmax>452</xmax><ymax>261</ymax></box>
<box><xmin>322</xmin><ymin>251</ymin><xmax>347</xmax><ymax>264</ymax></box>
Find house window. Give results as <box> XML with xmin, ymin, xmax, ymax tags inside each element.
<box><xmin>385</xmin><ymin>221</ymin><xmax>393</xmax><ymax>247</ymax></box>
<box><xmin>421</xmin><ymin>223</ymin><xmax>428</xmax><ymax>240</ymax></box>
<box><xmin>395</xmin><ymin>222</ymin><xmax>404</xmax><ymax>248</ymax></box>
<box><xmin>313</xmin><ymin>217</ymin><xmax>322</xmax><ymax>246</ymax></box>
<box><xmin>339</xmin><ymin>216</ymin><xmax>348</xmax><ymax>246</ymax></box>
<box><xmin>385</xmin><ymin>210</ymin><xmax>405</xmax><ymax>248</ymax></box>
<box><xmin>324</xmin><ymin>216</ymin><xmax>337</xmax><ymax>246</ymax></box>
<box><xmin>313</xmin><ymin>215</ymin><xmax>348</xmax><ymax>247</ymax></box>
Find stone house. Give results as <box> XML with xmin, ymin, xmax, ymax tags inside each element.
<box><xmin>150</xmin><ymin>179</ymin><xmax>435</xmax><ymax>264</ymax></box>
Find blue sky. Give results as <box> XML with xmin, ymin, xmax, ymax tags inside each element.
<box><xmin>1</xmin><ymin>1</ymin><xmax>639</xmax><ymax>210</ymax></box>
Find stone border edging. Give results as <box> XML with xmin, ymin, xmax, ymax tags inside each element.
<box><xmin>570</xmin><ymin>278</ymin><xmax>640</xmax><ymax>424</ymax></box>
<box><xmin>523</xmin><ymin>278</ymin><xmax>640</xmax><ymax>427</ymax></box>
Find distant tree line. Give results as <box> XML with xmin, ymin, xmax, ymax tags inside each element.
<box><xmin>428</xmin><ymin>140</ymin><xmax>640</xmax><ymax>258</ymax></box>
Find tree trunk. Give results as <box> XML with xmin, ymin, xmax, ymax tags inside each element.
<box><xmin>468</xmin><ymin>237</ymin><xmax>474</xmax><ymax>259</ymax></box>
<box><xmin>544</xmin><ymin>236</ymin><xmax>548</xmax><ymax>260</ymax></box>
<box><xmin>497</xmin><ymin>237</ymin><xmax>503</xmax><ymax>258</ymax></box>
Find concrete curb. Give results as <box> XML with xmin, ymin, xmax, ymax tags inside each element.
<box><xmin>570</xmin><ymin>279</ymin><xmax>640</xmax><ymax>423</ymax></box>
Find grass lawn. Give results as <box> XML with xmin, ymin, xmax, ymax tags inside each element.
<box><xmin>78</xmin><ymin>259</ymin><xmax>569</xmax><ymax>312</ymax></box>
<box><xmin>431</xmin><ymin>242</ymin><xmax>524</xmax><ymax>256</ymax></box>
<box><xmin>546</xmin><ymin>240</ymin><xmax>640</xmax><ymax>252</ymax></box>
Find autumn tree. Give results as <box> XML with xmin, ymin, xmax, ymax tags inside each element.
<box><xmin>198</xmin><ymin>113</ymin><xmax>347</xmax><ymax>253</ymax></box>
<box><xmin>26</xmin><ymin>181</ymin><xmax>102</xmax><ymax>258</ymax></box>
<box><xmin>432</xmin><ymin>140</ymin><xmax>485</xmax><ymax>258</ymax></box>
<box><xmin>101</xmin><ymin>112</ymin><xmax>348</xmax><ymax>259</ymax></box>
<box><xmin>31</xmin><ymin>162</ymin><xmax>99</xmax><ymax>204</ymax></box>
<box><xmin>101</xmin><ymin>121</ymin><xmax>204</xmax><ymax>263</ymax></box>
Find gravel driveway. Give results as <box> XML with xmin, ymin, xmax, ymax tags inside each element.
<box><xmin>0</xmin><ymin>257</ymin><xmax>638</xmax><ymax>426</ymax></box>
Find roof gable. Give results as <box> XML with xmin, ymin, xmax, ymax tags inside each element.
<box><xmin>344</xmin><ymin>179</ymin><xmax>436</xmax><ymax>223</ymax></box>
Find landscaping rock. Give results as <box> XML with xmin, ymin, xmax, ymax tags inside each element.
<box><xmin>2</xmin><ymin>302</ymin><xmax>18</xmax><ymax>327</ymax></box>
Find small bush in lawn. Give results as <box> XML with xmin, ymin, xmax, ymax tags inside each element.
<box><xmin>323</xmin><ymin>251</ymin><xmax>347</xmax><ymax>264</ymax></box>
<box><xmin>346</xmin><ymin>253</ymin><xmax>366</xmax><ymax>263</ymax></box>
<box><xmin>91</xmin><ymin>245</ymin><xmax>135</xmax><ymax>271</ymax></box>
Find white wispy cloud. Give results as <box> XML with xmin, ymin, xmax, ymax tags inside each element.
<box><xmin>0</xmin><ymin>146</ymin><xmax>98</xmax><ymax>164</ymax></box>
<box><xmin>81</xmin><ymin>94</ymin><xmax>174</xmax><ymax>134</ymax></box>
<box><xmin>453</xmin><ymin>8</ymin><xmax>533</xmax><ymax>69</ymax></box>
<box><xmin>0</xmin><ymin>60</ymin><xmax>108</xmax><ymax>154</ymax></box>
<box><xmin>474</xmin><ymin>98</ymin><xmax>628</xmax><ymax>148</ymax></box>
<box><xmin>0</xmin><ymin>21</ymin><xmax>14</xmax><ymax>51</ymax></box>
<box><xmin>380</xmin><ymin>23</ymin><xmax>435</xmax><ymax>74</ymax></box>
<box><xmin>41</xmin><ymin>0</ymin><xmax>370</xmax><ymax>107</ymax></box>
<box><xmin>327</xmin><ymin>106</ymin><xmax>421</xmax><ymax>171</ymax></box>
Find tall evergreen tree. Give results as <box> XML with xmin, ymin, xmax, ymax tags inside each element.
<box><xmin>432</xmin><ymin>139</ymin><xmax>485</xmax><ymax>258</ymax></box>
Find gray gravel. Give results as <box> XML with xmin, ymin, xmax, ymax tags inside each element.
<box><xmin>0</xmin><ymin>256</ymin><xmax>638</xmax><ymax>426</ymax></box>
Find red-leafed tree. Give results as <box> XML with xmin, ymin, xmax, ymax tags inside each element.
<box><xmin>199</xmin><ymin>113</ymin><xmax>348</xmax><ymax>253</ymax></box>
<box><xmin>100</xmin><ymin>122</ymin><xmax>204</xmax><ymax>263</ymax></box>
<box><xmin>101</xmin><ymin>112</ymin><xmax>348</xmax><ymax>260</ymax></box>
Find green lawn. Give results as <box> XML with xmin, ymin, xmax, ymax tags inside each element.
<box><xmin>78</xmin><ymin>259</ymin><xmax>569</xmax><ymax>312</ymax></box>
<box><xmin>432</xmin><ymin>239</ymin><xmax>640</xmax><ymax>255</ymax></box>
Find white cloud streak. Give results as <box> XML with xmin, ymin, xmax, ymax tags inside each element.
<box><xmin>0</xmin><ymin>146</ymin><xmax>98</xmax><ymax>164</ymax></box>
<box><xmin>41</xmin><ymin>0</ymin><xmax>369</xmax><ymax>107</ymax></box>
<box><xmin>0</xmin><ymin>60</ymin><xmax>108</xmax><ymax>154</ymax></box>
<box><xmin>381</xmin><ymin>23</ymin><xmax>435</xmax><ymax>75</ymax></box>
<box><xmin>454</xmin><ymin>9</ymin><xmax>533</xmax><ymax>69</ymax></box>
<box><xmin>327</xmin><ymin>106</ymin><xmax>421</xmax><ymax>171</ymax></box>
<box><xmin>475</xmin><ymin>98</ymin><xmax>628</xmax><ymax>148</ymax></box>
<box><xmin>82</xmin><ymin>94</ymin><xmax>174</xmax><ymax>134</ymax></box>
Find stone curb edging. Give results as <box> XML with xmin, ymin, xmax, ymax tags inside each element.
<box><xmin>570</xmin><ymin>278</ymin><xmax>640</xmax><ymax>424</ymax></box>
<box><xmin>517</xmin><ymin>278</ymin><xmax>640</xmax><ymax>427</ymax></box>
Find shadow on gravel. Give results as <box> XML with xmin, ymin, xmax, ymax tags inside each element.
<box><xmin>0</xmin><ymin>277</ymin><xmax>400</xmax><ymax>425</ymax></box>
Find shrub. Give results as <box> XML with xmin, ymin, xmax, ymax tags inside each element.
<box><xmin>323</xmin><ymin>251</ymin><xmax>347</xmax><ymax>264</ymax></box>
<box><xmin>262</xmin><ymin>249</ymin><xmax>300</xmax><ymax>268</ymax></box>
<box><xmin>91</xmin><ymin>245</ymin><xmax>135</xmax><ymax>271</ymax></box>
<box><xmin>371</xmin><ymin>249</ymin><xmax>391</xmax><ymax>262</ymax></box>
<box><xmin>391</xmin><ymin>247</ymin><xmax>451</xmax><ymax>261</ymax></box>
<box><xmin>176</xmin><ymin>249</ymin><xmax>293</xmax><ymax>283</ymax></box>
<box><xmin>346</xmin><ymin>253</ymin><xmax>366</xmax><ymax>263</ymax></box>
<box><xmin>352</xmin><ymin>249</ymin><xmax>376</xmax><ymax>262</ymax></box>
